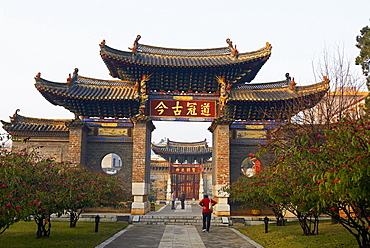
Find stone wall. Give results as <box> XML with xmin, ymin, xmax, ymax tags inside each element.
<box><xmin>150</xmin><ymin>170</ymin><xmax>168</xmax><ymax>201</ymax></box>
<box><xmin>11</xmin><ymin>139</ymin><xmax>69</xmax><ymax>162</ymax></box>
<box><xmin>229</xmin><ymin>144</ymin><xmax>261</xmax><ymax>183</ymax></box>
<box><xmin>85</xmin><ymin>141</ymin><xmax>133</xmax><ymax>191</ymax></box>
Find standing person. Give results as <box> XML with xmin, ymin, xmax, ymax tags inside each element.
<box><xmin>170</xmin><ymin>191</ymin><xmax>176</xmax><ymax>210</ymax></box>
<box><xmin>180</xmin><ymin>191</ymin><xmax>186</xmax><ymax>209</ymax></box>
<box><xmin>199</xmin><ymin>195</ymin><xmax>217</xmax><ymax>232</ymax></box>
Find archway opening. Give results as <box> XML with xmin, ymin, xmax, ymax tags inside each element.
<box><xmin>101</xmin><ymin>153</ymin><xmax>122</xmax><ymax>175</ymax></box>
<box><xmin>151</xmin><ymin>121</ymin><xmax>212</xmax><ymax>201</ymax></box>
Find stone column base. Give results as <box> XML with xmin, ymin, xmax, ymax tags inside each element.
<box><xmin>131</xmin><ymin>200</ymin><xmax>150</xmax><ymax>215</ymax></box>
<box><xmin>131</xmin><ymin>183</ymin><xmax>150</xmax><ymax>215</ymax></box>
<box><xmin>213</xmin><ymin>185</ymin><xmax>230</xmax><ymax>216</ymax></box>
<box><xmin>214</xmin><ymin>196</ymin><xmax>230</xmax><ymax>216</ymax></box>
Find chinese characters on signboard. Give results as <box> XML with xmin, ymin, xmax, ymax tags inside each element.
<box><xmin>236</xmin><ymin>130</ymin><xmax>267</xmax><ymax>139</ymax></box>
<box><xmin>150</xmin><ymin>99</ymin><xmax>216</xmax><ymax>118</ymax></box>
<box><xmin>98</xmin><ymin>128</ymin><xmax>128</xmax><ymax>136</ymax></box>
<box><xmin>170</xmin><ymin>166</ymin><xmax>201</xmax><ymax>173</ymax></box>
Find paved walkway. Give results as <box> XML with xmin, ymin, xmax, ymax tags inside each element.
<box><xmin>96</xmin><ymin>203</ymin><xmax>264</xmax><ymax>248</ymax></box>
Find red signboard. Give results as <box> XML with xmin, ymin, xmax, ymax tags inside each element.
<box><xmin>170</xmin><ymin>166</ymin><xmax>202</xmax><ymax>173</ymax></box>
<box><xmin>150</xmin><ymin>99</ymin><xmax>216</xmax><ymax>118</ymax></box>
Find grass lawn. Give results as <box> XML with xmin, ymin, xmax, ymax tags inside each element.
<box><xmin>155</xmin><ymin>204</ymin><xmax>165</xmax><ymax>211</ymax></box>
<box><xmin>236</xmin><ymin>219</ymin><xmax>358</xmax><ymax>248</ymax></box>
<box><xmin>0</xmin><ymin>221</ymin><xmax>128</xmax><ymax>248</ymax></box>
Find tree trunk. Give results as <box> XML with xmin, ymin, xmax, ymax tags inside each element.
<box><xmin>69</xmin><ymin>211</ymin><xmax>81</xmax><ymax>228</ymax></box>
<box><xmin>34</xmin><ymin>215</ymin><xmax>51</xmax><ymax>238</ymax></box>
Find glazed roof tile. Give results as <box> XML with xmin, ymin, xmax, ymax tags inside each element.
<box><xmin>35</xmin><ymin>75</ymin><xmax>137</xmax><ymax>102</ymax></box>
<box><xmin>2</xmin><ymin>112</ymin><xmax>70</xmax><ymax>133</ymax></box>
<box><xmin>99</xmin><ymin>40</ymin><xmax>271</xmax><ymax>88</ymax></box>
<box><xmin>231</xmin><ymin>80</ymin><xmax>330</xmax><ymax>101</ymax></box>
<box><xmin>151</xmin><ymin>139</ymin><xmax>212</xmax><ymax>155</ymax></box>
<box><xmin>100</xmin><ymin>43</ymin><xmax>271</xmax><ymax>67</ymax></box>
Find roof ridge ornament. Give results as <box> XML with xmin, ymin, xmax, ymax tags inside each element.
<box><xmin>129</xmin><ymin>35</ymin><xmax>141</xmax><ymax>53</ymax></box>
<box><xmin>216</xmin><ymin>76</ymin><xmax>231</xmax><ymax>116</ymax></box>
<box><xmin>10</xmin><ymin>109</ymin><xmax>20</xmax><ymax>122</ymax></box>
<box><xmin>139</xmin><ymin>74</ymin><xmax>151</xmax><ymax>114</ymax></box>
<box><xmin>67</xmin><ymin>73</ymin><xmax>71</xmax><ymax>83</ymax></box>
<box><xmin>226</xmin><ymin>38</ymin><xmax>239</xmax><ymax>58</ymax></box>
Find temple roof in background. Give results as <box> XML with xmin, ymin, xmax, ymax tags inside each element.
<box><xmin>151</xmin><ymin>139</ymin><xmax>212</xmax><ymax>164</ymax></box>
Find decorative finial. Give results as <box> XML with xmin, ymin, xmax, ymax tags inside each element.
<box><xmin>13</xmin><ymin>109</ymin><xmax>20</xmax><ymax>118</ymax></box>
<box><xmin>100</xmin><ymin>39</ymin><xmax>106</xmax><ymax>45</ymax></box>
<box><xmin>73</xmin><ymin>68</ymin><xmax>79</xmax><ymax>76</ymax></box>
<box><xmin>233</xmin><ymin>45</ymin><xmax>238</xmax><ymax>54</ymax></box>
<box><xmin>285</xmin><ymin>73</ymin><xmax>291</xmax><ymax>81</ymax></box>
<box><xmin>323</xmin><ymin>76</ymin><xmax>329</xmax><ymax>82</ymax></box>
<box><xmin>291</xmin><ymin>77</ymin><xmax>296</xmax><ymax>87</ymax></box>
<box><xmin>226</xmin><ymin>38</ymin><xmax>233</xmax><ymax>49</ymax></box>
<box><xmin>36</xmin><ymin>72</ymin><xmax>41</xmax><ymax>78</ymax></box>
<box><xmin>266</xmin><ymin>42</ymin><xmax>272</xmax><ymax>48</ymax></box>
<box><xmin>129</xmin><ymin>35</ymin><xmax>141</xmax><ymax>52</ymax></box>
<box><xmin>67</xmin><ymin>73</ymin><xmax>71</xmax><ymax>83</ymax></box>
<box><xmin>226</xmin><ymin>38</ymin><xmax>238</xmax><ymax>57</ymax></box>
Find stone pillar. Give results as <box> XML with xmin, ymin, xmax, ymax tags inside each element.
<box><xmin>130</xmin><ymin>114</ymin><xmax>155</xmax><ymax>215</ymax></box>
<box><xmin>199</xmin><ymin>172</ymin><xmax>204</xmax><ymax>200</ymax></box>
<box><xmin>65</xmin><ymin>120</ymin><xmax>90</xmax><ymax>165</ymax></box>
<box><xmin>209</xmin><ymin>117</ymin><xmax>233</xmax><ymax>216</ymax></box>
<box><xmin>166</xmin><ymin>175</ymin><xmax>172</xmax><ymax>202</ymax></box>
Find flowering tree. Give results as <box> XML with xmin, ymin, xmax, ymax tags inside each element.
<box><xmin>60</xmin><ymin>164</ymin><xmax>129</xmax><ymax>228</ymax></box>
<box><xmin>0</xmin><ymin>150</ymin><xmax>36</xmax><ymax>234</ymax></box>
<box><xmin>301</xmin><ymin>118</ymin><xmax>370</xmax><ymax>247</ymax></box>
<box><xmin>225</xmin><ymin>165</ymin><xmax>287</xmax><ymax>226</ymax></box>
<box><xmin>0</xmin><ymin>148</ymin><xmax>130</xmax><ymax>238</ymax></box>
<box><xmin>227</xmin><ymin>147</ymin><xmax>324</xmax><ymax>235</ymax></box>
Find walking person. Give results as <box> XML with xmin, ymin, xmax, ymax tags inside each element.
<box><xmin>170</xmin><ymin>191</ymin><xmax>176</xmax><ymax>210</ymax></box>
<box><xmin>199</xmin><ymin>195</ymin><xmax>217</xmax><ymax>232</ymax></box>
<box><xmin>180</xmin><ymin>191</ymin><xmax>186</xmax><ymax>209</ymax></box>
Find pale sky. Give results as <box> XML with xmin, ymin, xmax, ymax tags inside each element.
<box><xmin>0</xmin><ymin>0</ymin><xmax>369</xmax><ymax>144</ymax></box>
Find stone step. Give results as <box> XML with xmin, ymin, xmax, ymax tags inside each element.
<box><xmin>132</xmin><ymin>215</ymin><xmax>229</xmax><ymax>226</ymax></box>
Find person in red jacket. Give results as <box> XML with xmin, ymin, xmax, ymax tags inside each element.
<box><xmin>199</xmin><ymin>195</ymin><xmax>217</xmax><ymax>232</ymax></box>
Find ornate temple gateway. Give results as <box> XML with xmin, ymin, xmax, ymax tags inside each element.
<box><xmin>2</xmin><ymin>36</ymin><xmax>329</xmax><ymax>215</ymax></box>
<box><xmin>151</xmin><ymin>139</ymin><xmax>212</xmax><ymax>201</ymax></box>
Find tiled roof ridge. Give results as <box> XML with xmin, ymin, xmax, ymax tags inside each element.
<box><xmin>236</xmin><ymin>80</ymin><xmax>289</xmax><ymax>90</ymax></box>
<box><xmin>137</xmin><ymin>43</ymin><xmax>231</xmax><ymax>56</ymax></box>
<box><xmin>76</xmin><ymin>76</ymin><xmax>134</xmax><ymax>86</ymax></box>
<box><xmin>167</xmin><ymin>139</ymin><xmax>208</xmax><ymax>146</ymax></box>
<box><xmin>230</xmin><ymin>80</ymin><xmax>330</xmax><ymax>102</ymax></box>
<box><xmin>35</xmin><ymin>75</ymin><xmax>134</xmax><ymax>87</ymax></box>
<box><xmin>11</xmin><ymin>113</ymin><xmax>71</xmax><ymax>125</ymax></box>
<box><xmin>101</xmin><ymin>43</ymin><xmax>271</xmax><ymax>58</ymax></box>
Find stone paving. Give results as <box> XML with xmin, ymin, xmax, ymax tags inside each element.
<box><xmin>96</xmin><ymin>203</ymin><xmax>264</xmax><ymax>248</ymax></box>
